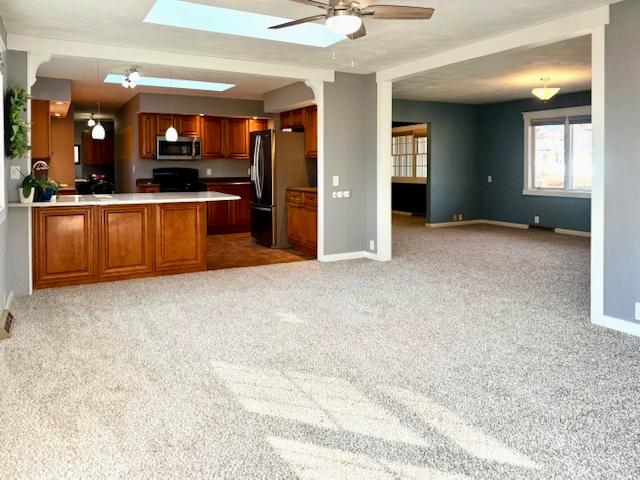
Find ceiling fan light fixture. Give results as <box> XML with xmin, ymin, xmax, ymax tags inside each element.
<box><xmin>532</xmin><ymin>77</ymin><xmax>560</xmax><ymax>101</ymax></box>
<box><xmin>326</xmin><ymin>12</ymin><xmax>362</xmax><ymax>35</ymax></box>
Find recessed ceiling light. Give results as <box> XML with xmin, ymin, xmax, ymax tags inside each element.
<box><xmin>53</xmin><ymin>101</ymin><xmax>65</xmax><ymax>105</ymax></box>
<box><xmin>53</xmin><ymin>113</ymin><xmax>61</xmax><ymax>117</ymax></box>
<box><xmin>104</xmin><ymin>74</ymin><xmax>235</xmax><ymax>92</ymax></box>
<box><xmin>143</xmin><ymin>0</ymin><xmax>344</xmax><ymax>48</ymax></box>
<box><xmin>199</xmin><ymin>113</ymin><xmax>205</xmax><ymax>116</ymax></box>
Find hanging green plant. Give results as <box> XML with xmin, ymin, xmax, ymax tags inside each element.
<box><xmin>5</xmin><ymin>86</ymin><xmax>31</xmax><ymax>158</ymax></box>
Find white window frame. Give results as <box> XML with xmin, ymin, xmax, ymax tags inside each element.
<box><xmin>523</xmin><ymin>105</ymin><xmax>592</xmax><ymax>199</ymax></box>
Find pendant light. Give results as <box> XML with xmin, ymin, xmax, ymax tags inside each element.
<box><xmin>87</xmin><ymin>113</ymin><xmax>96</xmax><ymax>127</ymax></box>
<box><xmin>165</xmin><ymin>66</ymin><xmax>178</xmax><ymax>142</ymax></box>
<box><xmin>91</xmin><ymin>61</ymin><xmax>106</xmax><ymax>140</ymax></box>
<box><xmin>532</xmin><ymin>77</ymin><xmax>561</xmax><ymax>102</ymax></box>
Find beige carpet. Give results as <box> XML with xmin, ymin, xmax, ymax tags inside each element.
<box><xmin>2</xmin><ymin>216</ymin><xmax>639</xmax><ymax>479</ymax></box>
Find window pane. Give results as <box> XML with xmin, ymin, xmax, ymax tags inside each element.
<box><xmin>534</xmin><ymin>124</ymin><xmax>565</xmax><ymax>189</ymax></box>
<box><xmin>571</xmin><ymin>123</ymin><xmax>592</xmax><ymax>191</ymax></box>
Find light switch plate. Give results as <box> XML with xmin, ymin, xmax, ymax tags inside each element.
<box><xmin>635</xmin><ymin>302</ymin><xmax>640</xmax><ymax>321</ymax></box>
<box><xmin>370</xmin><ymin>240</ymin><xmax>375</xmax><ymax>251</ymax></box>
<box><xmin>332</xmin><ymin>176</ymin><xmax>340</xmax><ymax>187</ymax></box>
<box><xmin>206</xmin><ymin>168</ymin><xmax>212</xmax><ymax>176</ymax></box>
<box><xmin>534</xmin><ymin>215</ymin><xmax>540</xmax><ymax>224</ymax></box>
<box><xmin>10</xmin><ymin>166</ymin><xmax>21</xmax><ymax>180</ymax></box>
<box><xmin>488</xmin><ymin>176</ymin><xmax>493</xmax><ymax>183</ymax></box>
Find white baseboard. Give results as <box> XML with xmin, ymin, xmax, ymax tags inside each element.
<box><xmin>4</xmin><ymin>291</ymin><xmax>13</xmax><ymax>311</ymax></box>
<box><xmin>318</xmin><ymin>251</ymin><xmax>369</xmax><ymax>262</ymax></box>
<box><xmin>555</xmin><ymin>228</ymin><xmax>591</xmax><ymax>238</ymax></box>
<box><xmin>425</xmin><ymin>219</ymin><xmax>530</xmax><ymax>230</ymax></box>
<box><xmin>593</xmin><ymin>314</ymin><xmax>640</xmax><ymax>337</ymax></box>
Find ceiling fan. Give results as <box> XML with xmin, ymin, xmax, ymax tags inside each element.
<box><xmin>269</xmin><ymin>0</ymin><xmax>434</xmax><ymax>40</ymax></box>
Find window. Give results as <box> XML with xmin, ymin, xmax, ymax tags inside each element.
<box><xmin>523</xmin><ymin>106</ymin><xmax>592</xmax><ymax>198</ymax></box>
<box><xmin>391</xmin><ymin>124</ymin><xmax>429</xmax><ymax>184</ymax></box>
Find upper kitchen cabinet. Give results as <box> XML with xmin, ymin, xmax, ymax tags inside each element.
<box><xmin>178</xmin><ymin>115</ymin><xmax>201</xmax><ymax>137</ymax></box>
<box><xmin>201</xmin><ymin>116</ymin><xmax>225</xmax><ymax>158</ymax></box>
<box><xmin>31</xmin><ymin>99</ymin><xmax>51</xmax><ymax>159</ymax></box>
<box><xmin>156</xmin><ymin>114</ymin><xmax>175</xmax><ymax>136</ymax></box>
<box><xmin>303</xmin><ymin>106</ymin><xmax>318</xmax><ymax>159</ymax></box>
<box><xmin>226</xmin><ymin>118</ymin><xmax>249</xmax><ymax>159</ymax></box>
<box><xmin>290</xmin><ymin>108</ymin><xmax>304</xmax><ymax>128</ymax></box>
<box><xmin>139</xmin><ymin>113</ymin><xmax>157</xmax><ymax>159</ymax></box>
<box><xmin>249</xmin><ymin>118</ymin><xmax>268</xmax><ymax>133</ymax></box>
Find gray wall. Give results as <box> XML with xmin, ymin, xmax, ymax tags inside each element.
<box><xmin>323</xmin><ymin>72</ymin><xmax>377</xmax><ymax>255</ymax></box>
<box><xmin>0</xmin><ymin>18</ymin><xmax>7</xmax><ymax>310</ymax></box>
<box><xmin>263</xmin><ymin>81</ymin><xmax>314</xmax><ymax>113</ymax></box>
<box><xmin>479</xmin><ymin>92</ymin><xmax>592</xmax><ymax>231</ymax></box>
<box><xmin>31</xmin><ymin>77</ymin><xmax>71</xmax><ymax>101</ymax></box>
<box><xmin>115</xmin><ymin>93</ymin><xmax>271</xmax><ymax>192</ymax></box>
<box><xmin>393</xmin><ymin>99</ymin><xmax>481</xmax><ymax>223</ymax></box>
<box><xmin>604</xmin><ymin>0</ymin><xmax>640</xmax><ymax>322</ymax></box>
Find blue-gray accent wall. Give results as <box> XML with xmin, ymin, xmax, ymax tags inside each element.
<box><xmin>393</xmin><ymin>100</ymin><xmax>481</xmax><ymax>223</ymax></box>
<box><xmin>393</xmin><ymin>91</ymin><xmax>591</xmax><ymax>231</ymax></box>
<box><xmin>479</xmin><ymin>91</ymin><xmax>591</xmax><ymax>231</ymax></box>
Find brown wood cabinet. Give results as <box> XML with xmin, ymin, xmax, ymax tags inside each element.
<box><xmin>33</xmin><ymin>206</ymin><xmax>95</xmax><ymax>288</ymax></box>
<box><xmin>139</xmin><ymin>113</ymin><xmax>157</xmax><ymax>159</ymax></box>
<box><xmin>32</xmin><ymin>202</ymin><xmax>211</xmax><ymax>288</ymax></box>
<box><xmin>201</xmin><ymin>116</ymin><xmax>225</xmax><ymax>158</ymax></box>
<box><xmin>225</xmin><ymin>118</ymin><xmax>250</xmax><ymax>159</ymax></box>
<box><xmin>206</xmin><ymin>183</ymin><xmax>251</xmax><ymax>234</ymax></box>
<box><xmin>31</xmin><ymin>99</ymin><xmax>51</xmax><ymax>159</ymax></box>
<box><xmin>155</xmin><ymin>203</ymin><xmax>206</xmax><ymax>272</ymax></box>
<box><xmin>249</xmin><ymin>118</ymin><xmax>268</xmax><ymax>132</ymax></box>
<box><xmin>280</xmin><ymin>105</ymin><xmax>317</xmax><ymax>158</ymax></box>
<box><xmin>98</xmin><ymin>205</ymin><xmax>154</xmax><ymax>278</ymax></box>
<box><xmin>178</xmin><ymin>115</ymin><xmax>201</xmax><ymax>137</ymax></box>
<box><xmin>287</xmin><ymin>188</ymin><xmax>317</xmax><ymax>257</ymax></box>
<box><xmin>156</xmin><ymin>114</ymin><xmax>175</xmax><ymax>135</ymax></box>
<box><xmin>82</xmin><ymin>130</ymin><xmax>115</xmax><ymax>166</ymax></box>
<box><xmin>137</xmin><ymin>184</ymin><xmax>161</xmax><ymax>193</ymax></box>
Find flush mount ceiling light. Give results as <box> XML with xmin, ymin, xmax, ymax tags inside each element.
<box><xmin>532</xmin><ymin>77</ymin><xmax>561</xmax><ymax>101</ymax></box>
<box><xmin>87</xmin><ymin>113</ymin><xmax>96</xmax><ymax>127</ymax></box>
<box><xmin>122</xmin><ymin>66</ymin><xmax>140</xmax><ymax>89</ymax></box>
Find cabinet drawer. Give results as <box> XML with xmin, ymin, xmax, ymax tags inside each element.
<box><xmin>303</xmin><ymin>192</ymin><xmax>317</xmax><ymax>208</ymax></box>
<box><xmin>287</xmin><ymin>190</ymin><xmax>303</xmax><ymax>205</ymax></box>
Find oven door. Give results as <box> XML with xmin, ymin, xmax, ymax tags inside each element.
<box><xmin>156</xmin><ymin>137</ymin><xmax>196</xmax><ymax>160</ymax></box>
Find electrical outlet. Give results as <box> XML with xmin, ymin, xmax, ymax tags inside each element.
<box><xmin>10</xmin><ymin>166</ymin><xmax>21</xmax><ymax>180</ymax></box>
<box><xmin>343</xmin><ymin>190</ymin><xmax>351</xmax><ymax>198</ymax></box>
<box><xmin>132</xmin><ymin>165</ymin><xmax>136</xmax><ymax>173</ymax></box>
<box><xmin>332</xmin><ymin>191</ymin><xmax>338</xmax><ymax>199</ymax></box>
<box><xmin>453</xmin><ymin>214</ymin><xmax>457</xmax><ymax>221</ymax></box>
<box><xmin>488</xmin><ymin>175</ymin><xmax>493</xmax><ymax>183</ymax></box>
<box><xmin>636</xmin><ymin>302</ymin><xmax>640</xmax><ymax>321</ymax></box>
<box><xmin>370</xmin><ymin>240</ymin><xmax>375</xmax><ymax>251</ymax></box>
<box><xmin>534</xmin><ymin>215</ymin><xmax>540</xmax><ymax>224</ymax></box>
<box><xmin>332</xmin><ymin>176</ymin><xmax>340</xmax><ymax>187</ymax></box>
<box><xmin>459</xmin><ymin>214</ymin><xmax>463</xmax><ymax>221</ymax></box>
<box><xmin>206</xmin><ymin>168</ymin><xmax>212</xmax><ymax>176</ymax></box>
<box><xmin>336</xmin><ymin>191</ymin><xmax>344</xmax><ymax>198</ymax></box>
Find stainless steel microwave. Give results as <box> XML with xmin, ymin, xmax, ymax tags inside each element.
<box><xmin>156</xmin><ymin>136</ymin><xmax>201</xmax><ymax>161</ymax></box>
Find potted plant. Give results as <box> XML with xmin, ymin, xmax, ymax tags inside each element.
<box><xmin>19</xmin><ymin>174</ymin><xmax>60</xmax><ymax>203</ymax></box>
<box><xmin>19</xmin><ymin>174</ymin><xmax>37</xmax><ymax>203</ymax></box>
<box><xmin>5</xmin><ymin>86</ymin><xmax>30</xmax><ymax>158</ymax></box>
<box><xmin>37</xmin><ymin>178</ymin><xmax>59</xmax><ymax>202</ymax></box>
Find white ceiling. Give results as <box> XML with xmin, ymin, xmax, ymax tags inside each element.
<box><xmin>393</xmin><ymin>35</ymin><xmax>592</xmax><ymax>104</ymax></box>
<box><xmin>0</xmin><ymin>0</ymin><xmax>618</xmax><ymax>74</ymax></box>
<box><xmin>37</xmin><ymin>57</ymin><xmax>297</xmax><ymax>114</ymax></box>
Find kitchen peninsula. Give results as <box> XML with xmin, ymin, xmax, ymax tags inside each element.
<box><xmin>8</xmin><ymin>192</ymin><xmax>239</xmax><ymax>292</ymax></box>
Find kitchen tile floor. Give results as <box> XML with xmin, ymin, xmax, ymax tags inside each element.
<box><xmin>207</xmin><ymin>233</ymin><xmax>314</xmax><ymax>270</ymax></box>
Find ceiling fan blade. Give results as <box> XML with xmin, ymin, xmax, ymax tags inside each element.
<box><xmin>269</xmin><ymin>14</ymin><xmax>327</xmax><ymax>29</ymax></box>
<box><xmin>289</xmin><ymin>0</ymin><xmax>332</xmax><ymax>9</ymax></box>
<box><xmin>362</xmin><ymin>5</ymin><xmax>434</xmax><ymax>19</ymax></box>
<box><xmin>348</xmin><ymin>23</ymin><xmax>367</xmax><ymax>40</ymax></box>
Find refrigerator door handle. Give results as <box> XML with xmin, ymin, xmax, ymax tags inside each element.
<box><xmin>254</xmin><ymin>135</ymin><xmax>262</xmax><ymax>200</ymax></box>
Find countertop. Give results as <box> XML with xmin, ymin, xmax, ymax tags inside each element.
<box><xmin>9</xmin><ymin>192</ymin><xmax>241</xmax><ymax>208</ymax></box>
<box><xmin>287</xmin><ymin>187</ymin><xmax>318</xmax><ymax>193</ymax></box>
<box><xmin>136</xmin><ymin>177</ymin><xmax>251</xmax><ymax>186</ymax></box>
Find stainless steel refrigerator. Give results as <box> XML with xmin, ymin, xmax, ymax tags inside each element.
<box><xmin>250</xmin><ymin>130</ymin><xmax>307</xmax><ymax>247</ymax></box>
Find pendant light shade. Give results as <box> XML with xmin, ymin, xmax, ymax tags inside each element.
<box><xmin>532</xmin><ymin>77</ymin><xmax>560</xmax><ymax>101</ymax></box>
<box><xmin>87</xmin><ymin>114</ymin><xmax>96</xmax><ymax>127</ymax></box>
<box><xmin>165</xmin><ymin>126</ymin><xmax>178</xmax><ymax>142</ymax></box>
<box><xmin>92</xmin><ymin>122</ymin><xmax>106</xmax><ymax>140</ymax></box>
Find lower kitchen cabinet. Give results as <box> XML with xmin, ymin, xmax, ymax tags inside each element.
<box><xmin>207</xmin><ymin>183</ymin><xmax>252</xmax><ymax>234</ymax></box>
<box><xmin>32</xmin><ymin>203</ymin><xmax>209</xmax><ymax>288</ymax></box>
<box><xmin>287</xmin><ymin>188</ymin><xmax>317</xmax><ymax>257</ymax></box>
<box><xmin>33</xmin><ymin>206</ymin><xmax>96</xmax><ymax>288</ymax></box>
<box><xmin>98</xmin><ymin>205</ymin><xmax>154</xmax><ymax>278</ymax></box>
<box><xmin>155</xmin><ymin>203</ymin><xmax>207</xmax><ymax>271</ymax></box>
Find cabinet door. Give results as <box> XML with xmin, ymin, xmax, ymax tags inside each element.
<box><xmin>233</xmin><ymin>184</ymin><xmax>252</xmax><ymax>228</ymax></box>
<box><xmin>280</xmin><ymin>111</ymin><xmax>292</xmax><ymax>129</ymax></box>
<box><xmin>98</xmin><ymin>205</ymin><xmax>154</xmax><ymax>278</ymax></box>
<box><xmin>179</xmin><ymin>115</ymin><xmax>200</xmax><ymax>137</ymax></box>
<box><xmin>291</xmin><ymin>108</ymin><xmax>304</xmax><ymax>128</ymax></box>
<box><xmin>225</xmin><ymin>118</ymin><xmax>250</xmax><ymax>159</ymax></box>
<box><xmin>157</xmin><ymin>114</ymin><xmax>175</xmax><ymax>135</ymax></box>
<box><xmin>31</xmin><ymin>99</ymin><xmax>51</xmax><ymax>159</ymax></box>
<box><xmin>201</xmin><ymin>116</ymin><xmax>225</xmax><ymax>158</ymax></box>
<box><xmin>139</xmin><ymin>113</ymin><xmax>157</xmax><ymax>159</ymax></box>
<box><xmin>287</xmin><ymin>192</ymin><xmax>304</xmax><ymax>245</ymax></box>
<box><xmin>304</xmin><ymin>106</ymin><xmax>318</xmax><ymax>158</ymax></box>
<box><xmin>249</xmin><ymin>118</ymin><xmax>268</xmax><ymax>133</ymax></box>
<box><xmin>33</xmin><ymin>207</ymin><xmax>95</xmax><ymax>288</ymax></box>
<box><xmin>303</xmin><ymin>193</ymin><xmax>318</xmax><ymax>255</ymax></box>
<box><xmin>155</xmin><ymin>203</ymin><xmax>206</xmax><ymax>271</ymax></box>
<box><xmin>83</xmin><ymin>130</ymin><xmax>115</xmax><ymax>166</ymax></box>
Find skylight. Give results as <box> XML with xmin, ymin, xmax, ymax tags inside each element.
<box><xmin>104</xmin><ymin>74</ymin><xmax>235</xmax><ymax>92</ymax></box>
<box><xmin>143</xmin><ymin>0</ymin><xmax>344</xmax><ymax>48</ymax></box>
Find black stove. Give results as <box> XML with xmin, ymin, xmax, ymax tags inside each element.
<box><xmin>153</xmin><ymin>168</ymin><xmax>207</xmax><ymax>193</ymax></box>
